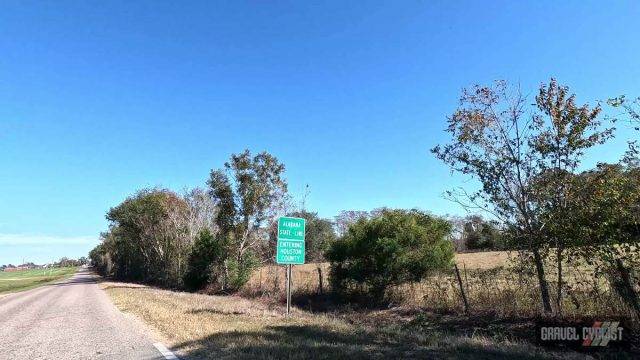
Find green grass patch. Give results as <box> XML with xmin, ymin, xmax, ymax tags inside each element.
<box><xmin>0</xmin><ymin>267</ymin><xmax>78</xmax><ymax>294</ymax></box>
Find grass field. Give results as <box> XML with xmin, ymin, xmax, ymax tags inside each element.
<box><xmin>102</xmin><ymin>281</ymin><xmax>584</xmax><ymax>360</ymax></box>
<box><xmin>240</xmin><ymin>251</ymin><xmax>513</xmax><ymax>300</ymax></box>
<box><xmin>100</xmin><ymin>250</ymin><xmax>639</xmax><ymax>358</ymax></box>
<box><xmin>0</xmin><ymin>267</ymin><xmax>78</xmax><ymax>294</ymax></box>
<box><xmin>241</xmin><ymin>250</ymin><xmax>633</xmax><ymax>320</ymax></box>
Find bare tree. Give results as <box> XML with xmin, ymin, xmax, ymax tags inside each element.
<box><xmin>609</xmin><ymin>95</ymin><xmax>640</xmax><ymax>162</ymax></box>
<box><xmin>183</xmin><ymin>187</ymin><xmax>218</xmax><ymax>241</ymax></box>
<box><xmin>608</xmin><ymin>95</ymin><xmax>640</xmax><ymax>130</ymax></box>
<box><xmin>334</xmin><ymin>210</ymin><xmax>369</xmax><ymax>237</ymax></box>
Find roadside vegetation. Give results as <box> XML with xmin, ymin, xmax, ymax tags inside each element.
<box><xmin>103</xmin><ymin>278</ymin><xmax>586</xmax><ymax>360</ymax></box>
<box><xmin>90</xmin><ymin>79</ymin><xmax>640</xmax><ymax>356</ymax></box>
<box><xmin>0</xmin><ymin>267</ymin><xmax>78</xmax><ymax>294</ymax></box>
<box><xmin>326</xmin><ymin>209</ymin><xmax>454</xmax><ymax>303</ymax></box>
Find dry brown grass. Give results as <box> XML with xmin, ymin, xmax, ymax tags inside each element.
<box><xmin>101</xmin><ymin>280</ymin><xmax>584</xmax><ymax>359</ymax></box>
<box><xmin>455</xmin><ymin>251</ymin><xmax>512</xmax><ymax>269</ymax></box>
<box><xmin>239</xmin><ymin>252</ymin><xmax>512</xmax><ymax>300</ymax></box>
<box><xmin>240</xmin><ymin>251</ymin><xmax>636</xmax><ymax>321</ymax></box>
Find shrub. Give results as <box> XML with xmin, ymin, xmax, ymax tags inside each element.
<box><xmin>224</xmin><ymin>251</ymin><xmax>259</xmax><ymax>291</ymax></box>
<box><xmin>326</xmin><ymin>209</ymin><xmax>454</xmax><ymax>303</ymax></box>
<box><xmin>183</xmin><ymin>229</ymin><xmax>226</xmax><ymax>291</ymax></box>
<box><xmin>184</xmin><ymin>229</ymin><xmax>259</xmax><ymax>292</ymax></box>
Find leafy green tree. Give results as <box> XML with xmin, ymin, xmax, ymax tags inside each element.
<box><xmin>207</xmin><ymin>150</ymin><xmax>288</xmax><ymax>291</ymax></box>
<box><xmin>55</xmin><ymin>257</ymin><xmax>81</xmax><ymax>267</ymax></box>
<box><xmin>89</xmin><ymin>150</ymin><xmax>286</xmax><ymax>293</ymax></box>
<box><xmin>326</xmin><ymin>209</ymin><xmax>454</xmax><ymax>303</ymax></box>
<box><xmin>89</xmin><ymin>239</ymin><xmax>111</xmax><ymax>275</ymax></box>
<box><xmin>105</xmin><ymin>188</ymin><xmax>191</xmax><ymax>286</ymax></box>
<box><xmin>183</xmin><ymin>229</ymin><xmax>226</xmax><ymax>291</ymax></box>
<box><xmin>567</xmin><ymin>161</ymin><xmax>640</xmax><ymax>318</ymax></box>
<box><xmin>183</xmin><ymin>228</ymin><xmax>256</xmax><ymax>292</ymax></box>
<box><xmin>89</xmin><ymin>188</ymin><xmax>195</xmax><ymax>287</ymax></box>
<box><xmin>461</xmin><ymin>215</ymin><xmax>503</xmax><ymax>250</ymax></box>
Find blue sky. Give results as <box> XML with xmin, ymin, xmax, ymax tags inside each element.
<box><xmin>0</xmin><ymin>1</ymin><xmax>639</xmax><ymax>265</ymax></box>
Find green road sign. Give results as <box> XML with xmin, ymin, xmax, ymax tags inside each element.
<box><xmin>276</xmin><ymin>217</ymin><xmax>306</xmax><ymax>264</ymax></box>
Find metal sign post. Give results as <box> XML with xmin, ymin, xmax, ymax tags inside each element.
<box><xmin>276</xmin><ymin>216</ymin><xmax>306</xmax><ymax>316</ymax></box>
<box><xmin>286</xmin><ymin>264</ymin><xmax>292</xmax><ymax>315</ymax></box>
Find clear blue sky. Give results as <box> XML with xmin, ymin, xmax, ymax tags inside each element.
<box><xmin>1</xmin><ymin>1</ymin><xmax>638</xmax><ymax>265</ymax></box>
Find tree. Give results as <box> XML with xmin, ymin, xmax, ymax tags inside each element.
<box><xmin>326</xmin><ymin>209</ymin><xmax>454</xmax><ymax>303</ymax></box>
<box><xmin>207</xmin><ymin>150</ymin><xmax>288</xmax><ymax>291</ymax></box>
<box><xmin>266</xmin><ymin>210</ymin><xmax>337</xmax><ymax>263</ymax></box>
<box><xmin>106</xmin><ymin>188</ymin><xmax>193</xmax><ymax>286</ymax></box>
<box><xmin>445</xmin><ymin>215</ymin><xmax>467</xmax><ymax>251</ymax></box>
<box><xmin>182</xmin><ymin>187</ymin><xmax>218</xmax><ymax>243</ymax></box>
<box><xmin>90</xmin><ymin>188</ymin><xmax>200</xmax><ymax>288</ymax></box>
<box><xmin>567</xmin><ymin>161</ymin><xmax>640</xmax><ymax>318</ymax></box>
<box><xmin>432</xmin><ymin>79</ymin><xmax>612</xmax><ymax>313</ymax></box>
<box><xmin>55</xmin><ymin>257</ymin><xmax>80</xmax><ymax>267</ymax></box>
<box><xmin>288</xmin><ymin>210</ymin><xmax>336</xmax><ymax>263</ymax></box>
<box><xmin>183</xmin><ymin>229</ymin><xmax>226</xmax><ymax>291</ymax></box>
<box><xmin>88</xmin><ymin>150</ymin><xmax>288</xmax><ymax>293</ymax></box>
<box><xmin>609</xmin><ymin>95</ymin><xmax>640</xmax><ymax>163</ymax></box>
<box><xmin>530</xmin><ymin>80</ymin><xmax>613</xmax><ymax>314</ymax></box>
<box><xmin>89</xmin><ymin>243</ymin><xmax>110</xmax><ymax>274</ymax></box>
<box><xmin>334</xmin><ymin>210</ymin><xmax>369</xmax><ymax>237</ymax></box>
<box><xmin>461</xmin><ymin>215</ymin><xmax>503</xmax><ymax>251</ymax></box>
<box><xmin>608</xmin><ymin>95</ymin><xmax>640</xmax><ymax>131</ymax></box>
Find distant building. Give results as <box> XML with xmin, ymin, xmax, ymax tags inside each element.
<box><xmin>3</xmin><ymin>263</ymin><xmax>39</xmax><ymax>272</ymax></box>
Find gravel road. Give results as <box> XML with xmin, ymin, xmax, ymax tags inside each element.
<box><xmin>0</xmin><ymin>269</ymin><xmax>166</xmax><ymax>360</ymax></box>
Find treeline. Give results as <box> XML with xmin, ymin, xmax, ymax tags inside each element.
<box><xmin>0</xmin><ymin>257</ymin><xmax>87</xmax><ymax>270</ymax></box>
<box><xmin>54</xmin><ymin>257</ymin><xmax>88</xmax><ymax>267</ymax></box>
<box><xmin>90</xmin><ymin>150</ymin><xmax>286</xmax><ymax>290</ymax></box>
<box><xmin>90</xmin><ymin>150</ymin><xmax>359</xmax><ymax>292</ymax></box>
<box><xmin>89</xmin><ymin>150</ymin><xmax>454</xmax><ymax>302</ymax></box>
<box><xmin>90</xmin><ymin>79</ymin><xmax>640</xmax><ymax>316</ymax></box>
<box><xmin>448</xmin><ymin>215</ymin><xmax>506</xmax><ymax>251</ymax></box>
<box><xmin>90</xmin><ymin>188</ymin><xmax>214</xmax><ymax>288</ymax></box>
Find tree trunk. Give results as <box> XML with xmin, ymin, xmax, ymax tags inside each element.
<box><xmin>454</xmin><ymin>264</ymin><xmax>470</xmax><ymax>315</ymax></box>
<box><xmin>533</xmin><ymin>248</ymin><xmax>553</xmax><ymax>314</ymax></box>
<box><xmin>612</xmin><ymin>258</ymin><xmax>640</xmax><ymax>320</ymax></box>
<box><xmin>222</xmin><ymin>260</ymin><xmax>229</xmax><ymax>292</ymax></box>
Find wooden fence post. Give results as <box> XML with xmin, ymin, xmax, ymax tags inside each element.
<box><xmin>454</xmin><ymin>263</ymin><xmax>470</xmax><ymax>315</ymax></box>
<box><xmin>317</xmin><ymin>267</ymin><xmax>323</xmax><ymax>295</ymax></box>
